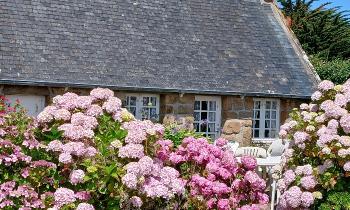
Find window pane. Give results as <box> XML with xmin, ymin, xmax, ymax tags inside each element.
<box><xmin>265</xmin><ymin>111</ymin><xmax>270</xmax><ymax>119</ymax></box>
<box><xmin>254</xmin><ymin>129</ymin><xmax>260</xmax><ymax>138</ymax></box>
<box><xmin>150</xmin><ymin>108</ymin><xmax>157</xmax><ymax>119</ymax></box>
<box><xmin>208</xmin><ymin>123</ymin><xmax>215</xmax><ymax>133</ymax></box>
<box><xmin>270</xmin><ymin>130</ymin><xmax>276</xmax><ymax>138</ymax></box>
<box><xmin>254</xmin><ymin>101</ymin><xmax>260</xmax><ymax>109</ymax></box>
<box><xmin>129</xmin><ymin>107</ymin><xmax>136</xmax><ymax>116</ymax></box>
<box><xmin>266</xmin><ymin>101</ymin><xmax>271</xmax><ymax>109</ymax></box>
<box><xmin>130</xmin><ymin>96</ymin><xmax>137</xmax><ymax>106</ymax></box>
<box><xmin>264</xmin><ymin>130</ymin><xmax>270</xmax><ymax>138</ymax></box>
<box><xmin>271</xmin><ymin>120</ymin><xmax>276</xmax><ymax>128</ymax></box>
<box><xmin>194</xmin><ymin>101</ymin><xmax>200</xmax><ymax>110</ymax></box>
<box><xmin>141</xmin><ymin>108</ymin><xmax>149</xmax><ymax>119</ymax></box>
<box><xmin>272</xmin><ymin>101</ymin><xmax>277</xmax><ymax>109</ymax></box>
<box><xmin>125</xmin><ymin>97</ymin><xmax>129</xmax><ymax>106</ymax></box>
<box><xmin>194</xmin><ymin>112</ymin><xmax>200</xmax><ymax>121</ymax></box>
<box><xmin>254</xmin><ymin>120</ymin><xmax>260</xmax><ymax>128</ymax></box>
<box><xmin>209</xmin><ymin>101</ymin><xmax>216</xmax><ymax>111</ymax></box>
<box><xmin>201</xmin><ymin>101</ymin><xmax>208</xmax><ymax>110</ymax></box>
<box><xmin>265</xmin><ymin>120</ymin><xmax>270</xmax><ymax>128</ymax></box>
<box><xmin>143</xmin><ymin>97</ymin><xmax>149</xmax><ymax>106</ymax></box>
<box><xmin>254</xmin><ymin>111</ymin><xmax>260</xmax><ymax>118</ymax></box>
<box><xmin>209</xmin><ymin>112</ymin><xmax>216</xmax><ymax>121</ymax></box>
<box><xmin>194</xmin><ymin>123</ymin><xmax>199</xmax><ymax>132</ymax></box>
<box><xmin>150</xmin><ymin>97</ymin><xmax>157</xmax><ymax>106</ymax></box>
<box><xmin>200</xmin><ymin>123</ymin><xmax>207</xmax><ymax>132</ymax></box>
<box><xmin>272</xmin><ymin>111</ymin><xmax>277</xmax><ymax>119</ymax></box>
<box><xmin>201</xmin><ymin>112</ymin><xmax>207</xmax><ymax>120</ymax></box>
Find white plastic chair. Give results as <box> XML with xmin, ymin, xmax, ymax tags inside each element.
<box><xmin>267</xmin><ymin>139</ymin><xmax>285</xmax><ymax>157</ymax></box>
<box><xmin>235</xmin><ymin>147</ymin><xmax>267</xmax><ymax>158</ymax></box>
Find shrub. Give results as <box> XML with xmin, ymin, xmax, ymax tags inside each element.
<box><xmin>274</xmin><ymin>79</ymin><xmax>350</xmax><ymax>209</ymax></box>
<box><xmin>156</xmin><ymin>137</ymin><xmax>269</xmax><ymax>209</ymax></box>
<box><xmin>0</xmin><ymin>88</ymin><xmax>268</xmax><ymax>209</ymax></box>
<box><xmin>163</xmin><ymin>123</ymin><xmax>203</xmax><ymax>148</ymax></box>
<box><xmin>311</xmin><ymin>55</ymin><xmax>350</xmax><ymax>85</ymax></box>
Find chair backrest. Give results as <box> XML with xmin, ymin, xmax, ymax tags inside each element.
<box><xmin>235</xmin><ymin>147</ymin><xmax>267</xmax><ymax>158</ymax></box>
<box><xmin>267</xmin><ymin>139</ymin><xmax>285</xmax><ymax>156</ymax></box>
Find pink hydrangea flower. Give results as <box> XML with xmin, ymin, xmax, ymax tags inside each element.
<box><xmin>340</xmin><ymin>114</ymin><xmax>350</xmax><ymax>133</ymax></box>
<box><xmin>85</xmin><ymin>105</ymin><xmax>103</xmax><ymax>117</ymax></box>
<box><xmin>311</xmin><ymin>91</ymin><xmax>322</xmax><ymax>101</ymax></box>
<box><xmin>47</xmin><ymin>140</ymin><xmax>63</xmax><ymax>152</ymax></box>
<box><xmin>285</xmin><ymin>186</ymin><xmax>302</xmax><ymax>208</ymax></box>
<box><xmin>241</xmin><ymin>156</ymin><xmax>257</xmax><ymax>171</ymax></box>
<box><xmin>54</xmin><ymin>188</ymin><xmax>76</xmax><ymax>207</ymax></box>
<box><xmin>217</xmin><ymin>198</ymin><xmax>230</xmax><ymax>210</ymax></box>
<box><xmin>343</xmin><ymin>161</ymin><xmax>350</xmax><ymax>171</ymax></box>
<box><xmin>69</xmin><ymin>169</ymin><xmax>85</xmax><ymax>185</ymax></box>
<box><xmin>301</xmin><ymin>192</ymin><xmax>314</xmax><ymax>208</ymax></box>
<box><xmin>318</xmin><ymin>80</ymin><xmax>334</xmax><ymax>91</ymax></box>
<box><xmin>102</xmin><ymin>97</ymin><xmax>122</xmax><ymax>114</ymax></box>
<box><xmin>300</xmin><ymin>176</ymin><xmax>317</xmax><ymax>190</ymax></box>
<box><xmin>118</xmin><ymin>144</ymin><xmax>145</xmax><ymax>159</ymax></box>
<box><xmin>215</xmin><ymin>138</ymin><xmax>228</xmax><ymax>147</ymax></box>
<box><xmin>129</xmin><ymin>196</ymin><xmax>143</xmax><ymax>208</ymax></box>
<box><xmin>122</xmin><ymin>173</ymin><xmax>138</xmax><ymax>189</ymax></box>
<box><xmin>75</xmin><ymin>96</ymin><xmax>93</xmax><ymax>110</ymax></box>
<box><xmin>90</xmin><ymin>88</ymin><xmax>114</xmax><ymax>100</ymax></box>
<box><xmin>58</xmin><ymin>153</ymin><xmax>72</xmax><ymax>164</ymax></box>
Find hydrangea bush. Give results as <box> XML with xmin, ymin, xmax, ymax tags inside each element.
<box><xmin>273</xmin><ymin>79</ymin><xmax>350</xmax><ymax>209</ymax></box>
<box><xmin>0</xmin><ymin>88</ymin><xmax>269</xmax><ymax>209</ymax></box>
<box><xmin>156</xmin><ymin>137</ymin><xmax>269</xmax><ymax>209</ymax></box>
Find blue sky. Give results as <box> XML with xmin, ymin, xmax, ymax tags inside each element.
<box><xmin>313</xmin><ymin>0</ymin><xmax>350</xmax><ymax>11</ymax></box>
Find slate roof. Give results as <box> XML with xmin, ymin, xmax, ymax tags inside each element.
<box><xmin>0</xmin><ymin>0</ymin><xmax>319</xmax><ymax>98</ymax></box>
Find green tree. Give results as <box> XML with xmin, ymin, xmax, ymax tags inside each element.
<box><xmin>278</xmin><ymin>0</ymin><xmax>350</xmax><ymax>83</ymax></box>
<box><xmin>278</xmin><ymin>0</ymin><xmax>350</xmax><ymax>60</ymax></box>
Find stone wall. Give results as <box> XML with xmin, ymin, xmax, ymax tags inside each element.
<box><xmin>222</xmin><ymin>96</ymin><xmax>254</xmax><ymax>124</ymax></box>
<box><xmin>280</xmin><ymin>98</ymin><xmax>306</xmax><ymax>123</ymax></box>
<box><xmin>159</xmin><ymin>93</ymin><xmax>195</xmax><ymax>122</ymax></box>
<box><xmin>221</xmin><ymin>119</ymin><xmax>252</xmax><ymax>146</ymax></box>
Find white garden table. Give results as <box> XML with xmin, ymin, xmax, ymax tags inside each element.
<box><xmin>256</xmin><ymin>156</ymin><xmax>281</xmax><ymax>210</ymax></box>
<box><xmin>236</xmin><ymin>156</ymin><xmax>281</xmax><ymax>210</ymax></box>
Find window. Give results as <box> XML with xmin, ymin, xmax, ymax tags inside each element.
<box><xmin>123</xmin><ymin>94</ymin><xmax>159</xmax><ymax>121</ymax></box>
<box><xmin>252</xmin><ymin>99</ymin><xmax>280</xmax><ymax>142</ymax></box>
<box><xmin>193</xmin><ymin>96</ymin><xmax>221</xmax><ymax>140</ymax></box>
<box><xmin>6</xmin><ymin>95</ymin><xmax>46</xmax><ymax>116</ymax></box>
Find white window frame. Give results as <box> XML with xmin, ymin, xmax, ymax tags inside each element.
<box><xmin>252</xmin><ymin>98</ymin><xmax>280</xmax><ymax>143</ymax></box>
<box><xmin>5</xmin><ymin>95</ymin><xmax>46</xmax><ymax>117</ymax></box>
<box><xmin>193</xmin><ymin>95</ymin><xmax>222</xmax><ymax>140</ymax></box>
<box><xmin>123</xmin><ymin>93</ymin><xmax>160</xmax><ymax>121</ymax></box>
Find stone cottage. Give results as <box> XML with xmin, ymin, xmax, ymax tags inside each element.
<box><xmin>0</xmin><ymin>0</ymin><xmax>319</xmax><ymax>145</ymax></box>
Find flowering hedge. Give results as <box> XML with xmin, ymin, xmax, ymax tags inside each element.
<box><xmin>273</xmin><ymin>79</ymin><xmax>350</xmax><ymax>209</ymax></box>
<box><xmin>156</xmin><ymin>137</ymin><xmax>269</xmax><ymax>209</ymax></box>
<box><xmin>0</xmin><ymin>88</ymin><xmax>268</xmax><ymax>209</ymax></box>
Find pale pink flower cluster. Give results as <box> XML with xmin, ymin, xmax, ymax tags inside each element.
<box><xmin>53</xmin><ymin>187</ymin><xmax>76</xmax><ymax>208</ymax></box>
<box><xmin>276</xmin><ymin>78</ymin><xmax>350</xmax><ymax>209</ymax></box>
<box><xmin>118</xmin><ymin>120</ymin><xmax>164</xmax><ymax>159</ymax></box>
<box><xmin>122</xmin><ymin>156</ymin><xmax>186</xmax><ymax>202</ymax></box>
<box><xmin>0</xmin><ymin>139</ymin><xmax>32</xmax><ymax>166</ymax></box>
<box><xmin>0</xmin><ymin>181</ymin><xmax>44</xmax><ymax>209</ymax></box>
<box><xmin>69</xmin><ymin>169</ymin><xmax>85</xmax><ymax>185</ymax></box>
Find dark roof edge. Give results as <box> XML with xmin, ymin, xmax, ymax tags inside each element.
<box><xmin>0</xmin><ymin>79</ymin><xmax>311</xmax><ymax>99</ymax></box>
<box><xmin>266</xmin><ymin>1</ymin><xmax>321</xmax><ymax>84</ymax></box>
